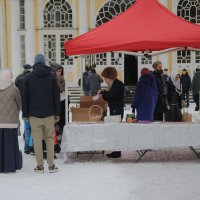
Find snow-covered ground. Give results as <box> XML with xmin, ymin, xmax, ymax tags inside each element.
<box><xmin>0</xmin><ymin>104</ymin><xmax>200</xmax><ymax>200</ymax></box>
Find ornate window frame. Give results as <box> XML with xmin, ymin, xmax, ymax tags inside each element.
<box><xmin>43</xmin><ymin>0</ymin><xmax>73</xmax><ymax>28</ymax></box>
<box><xmin>172</xmin><ymin>0</ymin><xmax>200</xmax><ymax>72</ymax></box>
<box><xmin>19</xmin><ymin>0</ymin><xmax>25</xmax><ymax>30</ymax></box>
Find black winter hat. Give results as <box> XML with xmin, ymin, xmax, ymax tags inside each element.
<box><xmin>23</xmin><ymin>64</ymin><xmax>32</xmax><ymax>71</ymax></box>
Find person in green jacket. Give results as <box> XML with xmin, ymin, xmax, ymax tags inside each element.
<box><xmin>190</xmin><ymin>68</ymin><xmax>200</xmax><ymax>111</ymax></box>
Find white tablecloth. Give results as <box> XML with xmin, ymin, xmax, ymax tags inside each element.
<box><xmin>61</xmin><ymin>122</ymin><xmax>200</xmax><ymax>156</ymax></box>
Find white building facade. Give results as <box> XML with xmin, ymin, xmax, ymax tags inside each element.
<box><xmin>1</xmin><ymin>0</ymin><xmax>200</xmax><ymax>85</ymax></box>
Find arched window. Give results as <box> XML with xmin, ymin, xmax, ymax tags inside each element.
<box><xmin>96</xmin><ymin>0</ymin><xmax>135</xmax><ymax>27</ymax></box>
<box><xmin>44</xmin><ymin>0</ymin><xmax>73</xmax><ymax>28</ymax></box>
<box><xmin>177</xmin><ymin>0</ymin><xmax>200</xmax><ymax>63</ymax></box>
<box><xmin>95</xmin><ymin>0</ymin><xmax>136</xmax><ymax>67</ymax></box>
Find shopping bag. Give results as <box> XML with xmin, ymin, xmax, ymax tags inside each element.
<box><xmin>182</xmin><ymin>108</ymin><xmax>192</xmax><ymax>122</ymax></box>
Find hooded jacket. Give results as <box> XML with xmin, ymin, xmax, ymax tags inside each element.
<box><xmin>190</xmin><ymin>72</ymin><xmax>200</xmax><ymax>94</ymax></box>
<box><xmin>180</xmin><ymin>73</ymin><xmax>191</xmax><ymax>93</ymax></box>
<box><xmin>132</xmin><ymin>74</ymin><xmax>158</xmax><ymax>121</ymax></box>
<box><xmin>22</xmin><ymin>63</ymin><xmax>60</xmax><ymax>118</ymax></box>
<box><xmin>0</xmin><ymin>75</ymin><xmax>21</xmax><ymax>128</ymax></box>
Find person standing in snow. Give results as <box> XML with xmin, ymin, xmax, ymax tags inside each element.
<box><xmin>98</xmin><ymin>67</ymin><xmax>125</xmax><ymax>158</ymax></box>
<box><xmin>15</xmin><ymin>64</ymin><xmax>33</xmax><ymax>154</ymax></box>
<box><xmin>0</xmin><ymin>70</ymin><xmax>22</xmax><ymax>173</ymax></box>
<box><xmin>190</xmin><ymin>68</ymin><xmax>200</xmax><ymax>111</ymax></box>
<box><xmin>87</xmin><ymin>68</ymin><xmax>103</xmax><ymax>96</ymax></box>
<box><xmin>164</xmin><ymin>72</ymin><xmax>182</xmax><ymax>122</ymax></box>
<box><xmin>78</xmin><ymin>66</ymin><xmax>91</xmax><ymax>96</ymax></box>
<box><xmin>132</xmin><ymin>68</ymin><xmax>158</xmax><ymax>122</ymax></box>
<box><xmin>180</xmin><ymin>69</ymin><xmax>191</xmax><ymax>107</ymax></box>
<box><xmin>152</xmin><ymin>61</ymin><xmax>165</xmax><ymax>121</ymax></box>
<box><xmin>22</xmin><ymin>54</ymin><xmax>60</xmax><ymax>173</ymax></box>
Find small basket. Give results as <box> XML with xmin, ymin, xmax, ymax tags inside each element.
<box><xmin>89</xmin><ymin>105</ymin><xmax>103</xmax><ymax>121</ymax></box>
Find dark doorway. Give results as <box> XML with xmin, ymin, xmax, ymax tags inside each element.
<box><xmin>124</xmin><ymin>55</ymin><xmax>138</xmax><ymax>86</ymax></box>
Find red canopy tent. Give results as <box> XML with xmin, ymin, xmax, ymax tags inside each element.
<box><xmin>64</xmin><ymin>0</ymin><xmax>200</xmax><ymax>56</ymax></box>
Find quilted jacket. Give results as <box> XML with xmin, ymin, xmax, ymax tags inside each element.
<box><xmin>0</xmin><ymin>76</ymin><xmax>21</xmax><ymax>128</ymax></box>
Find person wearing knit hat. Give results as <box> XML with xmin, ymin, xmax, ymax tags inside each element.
<box><xmin>22</xmin><ymin>54</ymin><xmax>60</xmax><ymax>173</ymax></box>
<box><xmin>15</xmin><ymin>65</ymin><xmax>33</xmax><ymax>155</ymax></box>
<box><xmin>34</xmin><ymin>54</ymin><xmax>45</xmax><ymax>65</ymax></box>
<box><xmin>141</xmin><ymin>67</ymin><xmax>150</xmax><ymax>76</ymax></box>
<box><xmin>132</xmin><ymin>68</ymin><xmax>158</xmax><ymax>122</ymax></box>
<box><xmin>23</xmin><ymin>64</ymin><xmax>32</xmax><ymax>71</ymax></box>
<box><xmin>152</xmin><ymin>61</ymin><xmax>165</xmax><ymax>121</ymax></box>
<box><xmin>152</xmin><ymin>61</ymin><xmax>162</xmax><ymax>69</ymax></box>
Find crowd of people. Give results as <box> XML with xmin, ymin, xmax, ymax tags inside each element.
<box><xmin>1</xmin><ymin>54</ymin><xmax>200</xmax><ymax>172</ymax></box>
<box><xmin>132</xmin><ymin>61</ymin><xmax>200</xmax><ymax>124</ymax></box>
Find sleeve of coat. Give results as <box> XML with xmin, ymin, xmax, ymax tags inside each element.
<box><xmin>15</xmin><ymin>86</ymin><xmax>22</xmax><ymax>112</ymax></box>
<box><xmin>22</xmin><ymin>78</ymin><xmax>29</xmax><ymax>118</ymax></box>
<box><xmin>99</xmin><ymin>76</ymin><xmax>103</xmax><ymax>83</ymax></box>
<box><xmin>102</xmin><ymin>83</ymin><xmax>123</xmax><ymax>101</ymax></box>
<box><xmin>188</xmin><ymin>76</ymin><xmax>192</xmax><ymax>89</ymax></box>
<box><xmin>190</xmin><ymin>77</ymin><xmax>195</xmax><ymax>91</ymax></box>
<box><xmin>152</xmin><ymin>78</ymin><xmax>158</xmax><ymax>105</ymax></box>
<box><xmin>131</xmin><ymin>82</ymin><xmax>141</xmax><ymax>109</ymax></box>
<box><xmin>53</xmin><ymin>77</ymin><xmax>61</xmax><ymax>117</ymax></box>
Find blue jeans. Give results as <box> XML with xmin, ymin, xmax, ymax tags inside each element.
<box><xmin>24</xmin><ymin>128</ymin><xmax>32</xmax><ymax>151</ymax></box>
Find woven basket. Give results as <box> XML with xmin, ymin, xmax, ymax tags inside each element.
<box><xmin>89</xmin><ymin>105</ymin><xmax>103</xmax><ymax>121</ymax></box>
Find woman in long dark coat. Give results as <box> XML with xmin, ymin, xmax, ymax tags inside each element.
<box><xmin>132</xmin><ymin>68</ymin><xmax>158</xmax><ymax>122</ymax></box>
<box><xmin>0</xmin><ymin>70</ymin><xmax>22</xmax><ymax>173</ymax></box>
<box><xmin>164</xmin><ymin>72</ymin><xmax>182</xmax><ymax>122</ymax></box>
<box><xmin>98</xmin><ymin>67</ymin><xmax>125</xmax><ymax>158</ymax></box>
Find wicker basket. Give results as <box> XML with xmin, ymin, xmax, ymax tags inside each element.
<box><xmin>89</xmin><ymin>105</ymin><xmax>103</xmax><ymax>121</ymax></box>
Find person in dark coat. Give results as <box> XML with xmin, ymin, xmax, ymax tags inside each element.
<box><xmin>87</xmin><ymin>69</ymin><xmax>103</xmax><ymax>96</ymax></box>
<box><xmin>132</xmin><ymin>68</ymin><xmax>158</xmax><ymax>122</ymax></box>
<box><xmin>15</xmin><ymin>64</ymin><xmax>33</xmax><ymax>155</ymax></box>
<box><xmin>190</xmin><ymin>68</ymin><xmax>200</xmax><ymax>111</ymax></box>
<box><xmin>164</xmin><ymin>72</ymin><xmax>182</xmax><ymax>122</ymax></box>
<box><xmin>180</xmin><ymin>69</ymin><xmax>191</xmax><ymax>107</ymax></box>
<box><xmin>15</xmin><ymin>64</ymin><xmax>32</xmax><ymax>97</ymax></box>
<box><xmin>152</xmin><ymin>61</ymin><xmax>165</xmax><ymax>121</ymax></box>
<box><xmin>78</xmin><ymin>66</ymin><xmax>90</xmax><ymax>96</ymax></box>
<box><xmin>162</xmin><ymin>68</ymin><xmax>169</xmax><ymax>84</ymax></box>
<box><xmin>98</xmin><ymin>67</ymin><xmax>125</xmax><ymax>158</ymax></box>
<box><xmin>22</xmin><ymin>54</ymin><xmax>60</xmax><ymax>173</ymax></box>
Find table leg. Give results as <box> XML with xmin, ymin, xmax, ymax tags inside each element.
<box><xmin>189</xmin><ymin>146</ymin><xmax>200</xmax><ymax>159</ymax></box>
<box><xmin>63</xmin><ymin>152</ymin><xmax>68</xmax><ymax>163</ymax></box>
<box><xmin>136</xmin><ymin>150</ymin><xmax>150</xmax><ymax>163</ymax></box>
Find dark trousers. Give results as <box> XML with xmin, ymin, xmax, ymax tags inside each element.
<box><xmin>182</xmin><ymin>92</ymin><xmax>189</xmax><ymax>106</ymax></box>
<box><xmin>193</xmin><ymin>94</ymin><xmax>199</xmax><ymax>110</ymax></box>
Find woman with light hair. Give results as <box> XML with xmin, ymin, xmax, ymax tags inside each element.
<box><xmin>0</xmin><ymin>70</ymin><xmax>22</xmax><ymax>173</ymax></box>
<box><xmin>164</xmin><ymin>72</ymin><xmax>182</xmax><ymax>122</ymax></box>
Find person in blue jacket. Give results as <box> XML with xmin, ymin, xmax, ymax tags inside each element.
<box><xmin>132</xmin><ymin>68</ymin><xmax>158</xmax><ymax>122</ymax></box>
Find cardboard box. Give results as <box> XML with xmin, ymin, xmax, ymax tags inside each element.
<box><xmin>71</xmin><ymin>96</ymin><xmax>107</xmax><ymax>122</ymax></box>
<box><xmin>71</xmin><ymin>108</ymin><xmax>90</xmax><ymax>122</ymax></box>
<box><xmin>80</xmin><ymin>96</ymin><xmax>106</xmax><ymax>109</ymax></box>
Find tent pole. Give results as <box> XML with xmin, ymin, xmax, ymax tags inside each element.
<box><xmin>65</xmin><ymin>59</ymin><xmax>69</xmax><ymax>124</ymax></box>
<box><xmin>81</xmin><ymin>56</ymin><xmax>84</xmax><ymax>96</ymax></box>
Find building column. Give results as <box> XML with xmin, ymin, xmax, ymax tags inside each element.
<box><xmin>11</xmin><ymin>0</ymin><xmax>21</xmax><ymax>78</ymax></box>
<box><xmin>79</xmin><ymin>0</ymin><xmax>88</xmax><ymax>35</ymax></box>
<box><xmin>25</xmin><ymin>0</ymin><xmax>35</xmax><ymax>65</ymax></box>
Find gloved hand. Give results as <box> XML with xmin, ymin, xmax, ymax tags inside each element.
<box><xmin>54</xmin><ymin>116</ymin><xmax>60</xmax><ymax>124</ymax></box>
<box><xmin>132</xmin><ymin>108</ymin><xmax>135</xmax><ymax>115</ymax></box>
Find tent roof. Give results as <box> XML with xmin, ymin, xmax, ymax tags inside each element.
<box><xmin>65</xmin><ymin>0</ymin><xmax>200</xmax><ymax>56</ymax></box>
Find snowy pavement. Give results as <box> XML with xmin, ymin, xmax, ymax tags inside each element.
<box><xmin>1</xmin><ymin>105</ymin><xmax>200</xmax><ymax>200</ymax></box>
